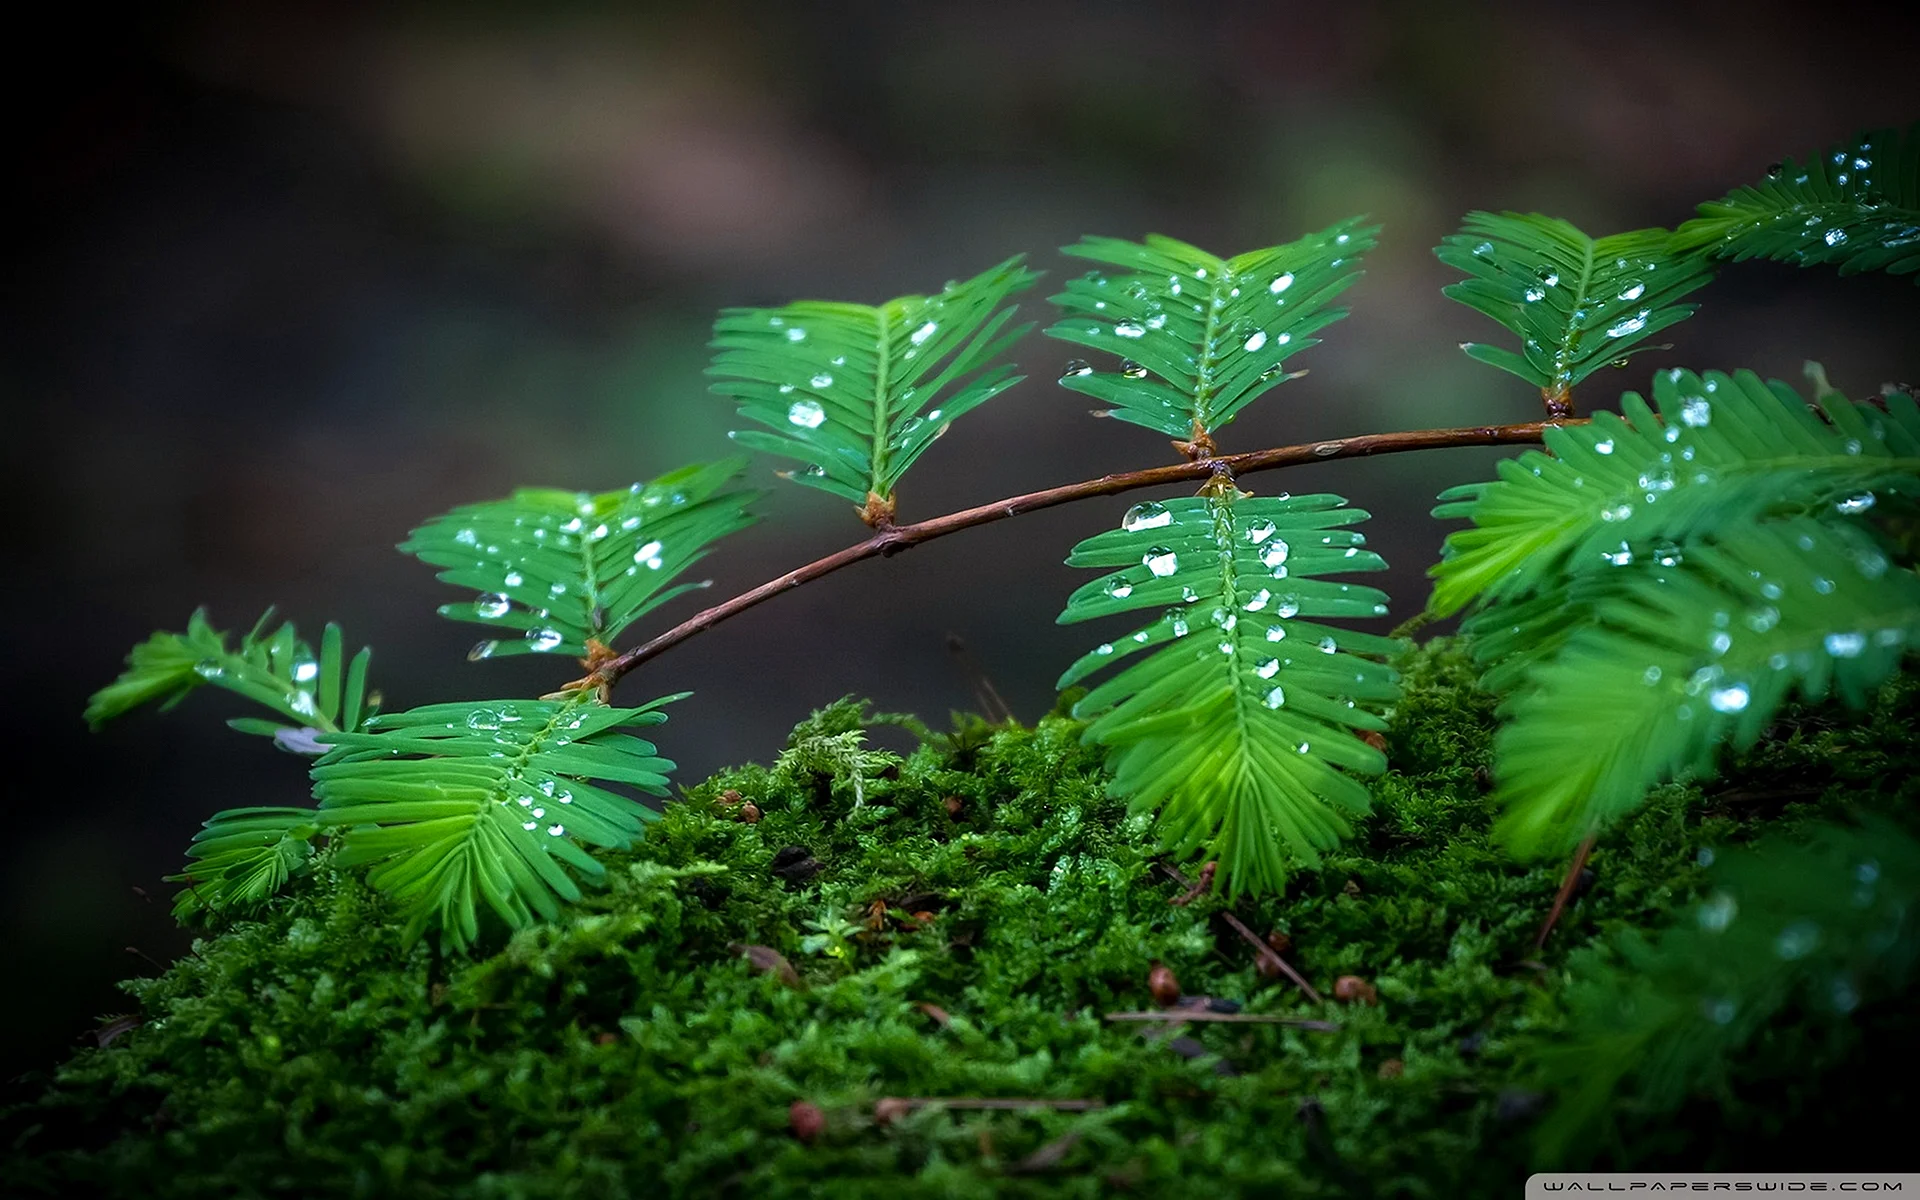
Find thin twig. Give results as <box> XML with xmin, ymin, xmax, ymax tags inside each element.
<box><xmin>1217</xmin><ymin>911</ymin><xmax>1324</xmax><ymax>1004</ymax></box>
<box><xmin>1105</xmin><ymin>1012</ymin><xmax>1339</xmax><ymax>1030</ymax></box>
<box><xmin>586</xmin><ymin>421</ymin><xmax>1565</xmax><ymax>689</ymax></box>
<box><xmin>1533</xmin><ymin>833</ymin><xmax>1597</xmax><ymax>953</ymax></box>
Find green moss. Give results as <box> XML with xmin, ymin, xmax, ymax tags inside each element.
<box><xmin>8</xmin><ymin>640</ymin><xmax>1918</xmax><ymax>1197</ymax></box>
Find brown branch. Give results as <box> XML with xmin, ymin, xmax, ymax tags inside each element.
<box><xmin>587</xmin><ymin>421</ymin><xmax>1566</xmax><ymax>690</ymax></box>
<box><xmin>1217</xmin><ymin>910</ymin><xmax>1323</xmax><ymax>1004</ymax></box>
<box><xmin>1533</xmin><ymin>832</ymin><xmax>1597</xmax><ymax>953</ymax></box>
<box><xmin>876</xmin><ymin>1097</ymin><xmax>1106</xmax><ymax>1112</ymax></box>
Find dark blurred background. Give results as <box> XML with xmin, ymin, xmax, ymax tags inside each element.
<box><xmin>5</xmin><ymin>0</ymin><xmax>1916</xmax><ymax>1086</ymax></box>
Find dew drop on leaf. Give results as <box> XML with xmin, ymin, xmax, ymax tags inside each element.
<box><xmin>787</xmin><ymin>400</ymin><xmax>827</xmax><ymax>429</ymax></box>
<box><xmin>1122</xmin><ymin>502</ymin><xmax>1174</xmax><ymax>532</ymax></box>
<box><xmin>527</xmin><ymin>628</ymin><xmax>564</xmax><ymax>652</ymax></box>
<box><xmin>475</xmin><ymin>593</ymin><xmax>510</xmax><ymax>619</ymax></box>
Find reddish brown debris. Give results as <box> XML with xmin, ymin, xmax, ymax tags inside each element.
<box><xmin>1359</xmin><ymin>729</ymin><xmax>1388</xmax><ymax>753</ymax></box>
<box><xmin>789</xmin><ymin>1100</ymin><xmax>825</xmax><ymax>1141</ymax></box>
<box><xmin>914</xmin><ymin>1002</ymin><xmax>952</xmax><ymax>1028</ymax></box>
<box><xmin>729</xmin><ymin>942</ymin><xmax>801</xmax><ymax>988</ymax></box>
<box><xmin>1266</xmin><ymin>930</ymin><xmax>1292</xmax><ymax>955</ymax></box>
<box><xmin>942</xmin><ymin>795</ymin><xmax>965</xmax><ymax>817</ymax></box>
<box><xmin>737</xmin><ymin>801</ymin><xmax>762</xmax><ymax>824</ymax></box>
<box><xmin>1169</xmin><ymin>861</ymin><xmax>1217</xmax><ymax>906</ymax></box>
<box><xmin>1332</xmin><ymin>975</ymin><xmax>1379</xmax><ymax>1006</ymax></box>
<box><xmin>1377</xmin><ymin>1058</ymin><xmax>1404</xmax><ymax>1079</ymax></box>
<box><xmin>1148</xmin><ymin>963</ymin><xmax>1181</xmax><ymax>1007</ymax></box>
<box><xmin>873</xmin><ymin>1097</ymin><xmax>914</xmax><ymax>1126</ymax></box>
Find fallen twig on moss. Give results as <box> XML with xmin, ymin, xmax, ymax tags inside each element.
<box><xmin>1105</xmin><ymin>1011</ymin><xmax>1339</xmax><ymax>1030</ymax></box>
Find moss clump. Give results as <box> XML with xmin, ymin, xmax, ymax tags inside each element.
<box><xmin>7</xmin><ymin>640</ymin><xmax>1918</xmax><ymax>1197</ymax></box>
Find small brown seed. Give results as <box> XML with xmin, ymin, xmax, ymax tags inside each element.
<box><xmin>789</xmin><ymin>1100</ymin><xmax>825</xmax><ymax>1141</ymax></box>
<box><xmin>943</xmin><ymin>795</ymin><xmax>965</xmax><ymax>817</ymax></box>
<box><xmin>1148</xmin><ymin>963</ymin><xmax>1181</xmax><ymax>1007</ymax></box>
<box><xmin>719</xmin><ymin>789</ymin><xmax>743</xmax><ymax>806</ymax></box>
<box><xmin>1266</xmin><ymin>930</ymin><xmax>1292</xmax><ymax>955</ymax></box>
<box><xmin>1332</xmin><ymin>975</ymin><xmax>1378</xmax><ymax>1006</ymax></box>
<box><xmin>737</xmin><ymin>801</ymin><xmax>762</xmax><ymax>824</ymax></box>
<box><xmin>1359</xmin><ymin>729</ymin><xmax>1388</xmax><ymax>753</ymax></box>
<box><xmin>1377</xmin><ymin>1058</ymin><xmax>1404</xmax><ymax>1079</ymax></box>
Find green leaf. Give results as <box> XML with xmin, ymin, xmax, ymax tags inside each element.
<box><xmin>1045</xmin><ymin>219</ymin><xmax>1374</xmax><ymax>441</ymax></box>
<box><xmin>1428</xmin><ymin>367</ymin><xmax>1920</xmax><ymax>619</ymax></box>
<box><xmin>707</xmin><ymin>256</ymin><xmax>1040</xmax><ymax>507</ymax></box>
<box><xmin>402</xmin><ymin>459</ymin><xmax>758</xmax><ymax>661</ymax></box>
<box><xmin>310</xmin><ymin>694</ymin><xmax>681</xmax><ymax>950</ymax></box>
<box><xmin>1490</xmin><ymin>520</ymin><xmax>1920</xmax><ymax>857</ymax></box>
<box><xmin>1057</xmin><ymin>486</ymin><xmax>1400</xmax><ymax>894</ymax></box>
<box><xmin>87</xmin><ymin>609</ymin><xmax>379</xmax><ymax>738</ymax></box>
<box><xmin>167</xmin><ymin>806</ymin><xmax>321</xmax><ymax>921</ymax></box>
<box><xmin>1674</xmin><ymin>125</ymin><xmax>1920</xmax><ymax>281</ymax></box>
<box><xmin>1436</xmin><ymin>214</ymin><xmax>1713</xmax><ymax>400</ymax></box>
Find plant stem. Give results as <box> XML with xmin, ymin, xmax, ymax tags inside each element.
<box><xmin>587</xmin><ymin>420</ymin><xmax>1569</xmax><ymax>689</ymax></box>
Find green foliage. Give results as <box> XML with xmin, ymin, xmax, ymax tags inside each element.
<box><xmin>1056</xmin><ymin>486</ymin><xmax>1399</xmax><ymax>893</ymax></box>
<box><xmin>1675</xmin><ymin>124</ymin><xmax>1920</xmax><ymax>281</ymax></box>
<box><xmin>310</xmin><ymin>693</ymin><xmax>683</xmax><ymax>950</ymax></box>
<box><xmin>708</xmin><ymin>256</ymin><xmax>1039</xmax><ymax>508</ymax></box>
<box><xmin>1046</xmin><ymin>219</ymin><xmax>1374</xmax><ymax>441</ymax></box>
<box><xmin>86</xmin><ymin>607</ymin><xmax>377</xmax><ymax>740</ymax></box>
<box><xmin>1488</xmin><ymin>519</ymin><xmax>1920</xmax><ymax>856</ymax></box>
<box><xmin>1436</xmin><ymin>214</ymin><xmax>1713</xmax><ymax>399</ymax></box>
<box><xmin>167</xmin><ymin>807</ymin><xmax>321</xmax><ymax>921</ymax></box>
<box><xmin>17</xmin><ymin>660</ymin><xmax>1920</xmax><ymax>1196</ymax></box>
<box><xmin>1428</xmin><ymin>367</ymin><xmax>1920</xmax><ymax>619</ymax></box>
<box><xmin>1536</xmin><ymin>813</ymin><xmax>1920</xmax><ymax>1164</ymax></box>
<box><xmin>402</xmin><ymin>458</ymin><xmax>758</xmax><ymax>660</ymax></box>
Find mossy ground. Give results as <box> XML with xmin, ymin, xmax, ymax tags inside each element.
<box><xmin>7</xmin><ymin>641</ymin><xmax>1917</xmax><ymax>1197</ymax></box>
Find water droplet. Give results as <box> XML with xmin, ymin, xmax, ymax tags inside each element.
<box><xmin>1774</xmin><ymin>920</ymin><xmax>1821</xmax><ymax>961</ymax></box>
<box><xmin>1702</xmin><ymin>998</ymin><xmax>1737</xmax><ymax>1025</ymax></box>
<box><xmin>1260</xmin><ymin>540</ymin><xmax>1290</xmax><ymax>569</ymax></box>
<box><xmin>1264</xmin><ymin>686</ymin><xmax>1286</xmax><ymax>709</ymax></box>
<box><xmin>1104</xmin><ymin>578</ymin><xmax>1134</xmax><ymax>600</ymax></box>
<box><xmin>1061</xmin><ymin>360</ymin><xmax>1093</xmax><ymax>379</ymax></box>
<box><xmin>810</xmin><ymin>372</ymin><xmax>834</xmax><ymax>389</ymax></box>
<box><xmin>1317</xmin><ymin>636</ymin><xmax>1337</xmax><ymax>654</ymax></box>
<box><xmin>1836</xmin><ymin>492</ymin><xmax>1876</xmax><ymax>515</ymax></box>
<box><xmin>454</xmin><ymin>527</ymin><xmax>478</xmax><ymax>546</ymax></box>
<box><xmin>1122</xmin><ymin>501</ymin><xmax>1174</xmax><ymax>532</ymax></box>
<box><xmin>1243</xmin><ymin>330</ymin><xmax>1269</xmax><ymax>353</ymax></box>
<box><xmin>1114</xmin><ymin>321</ymin><xmax>1146</xmax><ymax>339</ymax></box>
<box><xmin>1606</xmin><ymin>311</ymin><xmax>1650</xmax><ymax>338</ymax></box>
<box><xmin>1120</xmin><ymin>359</ymin><xmax>1148</xmax><ymax>379</ymax></box>
<box><xmin>1169</xmin><ymin>616</ymin><xmax>1190</xmax><ymax>637</ymax></box>
<box><xmin>1708</xmin><ymin>683</ymin><xmax>1750</xmax><ymax>713</ymax></box>
<box><xmin>548</xmin><ymin>824</ymin><xmax>566</xmax><ymax>837</ymax></box>
<box><xmin>1145</xmin><ymin>313</ymin><xmax>1168</xmax><ymax>330</ymax></box>
<box><xmin>1698</xmin><ymin>891</ymin><xmax>1738</xmax><ymax>932</ymax></box>
<box><xmin>787</xmin><ymin>400</ymin><xmax>827</xmax><ymax>429</ymax></box>
<box><xmin>1824</xmin><ymin>631</ymin><xmax>1866</xmax><ymax>658</ymax></box>
<box><xmin>910</xmin><ymin>320</ymin><xmax>938</xmax><ymax>346</ymax></box>
<box><xmin>1824</xmin><ymin>227</ymin><xmax>1849</xmax><ymax>247</ymax></box>
<box><xmin>1255</xmin><ymin>658</ymin><xmax>1280</xmax><ymax>680</ymax></box>
<box><xmin>1617</xmin><ymin>282</ymin><xmax>1646</xmax><ymax>301</ymax></box>
<box><xmin>1593</xmin><ymin>438</ymin><xmax>1615</xmax><ymax>455</ymax></box>
<box><xmin>1143</xmin><ymin>548</ymin><xmax>1179</xmax><ymax>577</ymax></box>
<box><xmin>527</xmin><ymin>628</ymin><xmax>564</xmax><ymax>652</ymax></box>
<box><xmin>1600</xmin><ymin>503</ymin><xmax>1634</xmax><ymax>523</ymax></box>
<box><xmin>1472</xmin><ymin>241</ymin><xmax>1494</xmax><ymax>258</ymax></box>
<box><xmin>1831</xmin><ymin>975</ymin><xmax>1859</xmax><ymax>1014</ymax></box>
<box><xmin>1643</xmin><ymin>665</ymin><xmax>1663</xmax><ymax>685</ymax></box>
<box><xmin>291</xmin><ymin>660</ymin><xmax>319</xmax><ymax>683</ymax></box>
<box><xmin>469</xmin><ymin>640</ymin><xmax>498</xmax><ymax>661</ymax></box>
<box><xmin>1708</xmin><ymin>631</ymin><xmax>1732</xmax><ymax>655</ymax></box>
<box><xmin>785</xmin><ymin>327</ymin><xmax>807</xmax><ymax>342</ymax></box>
<box><xmin>1679</xmin><ymin>398</ymin><xmax>1712</xmax><ymax>427</ymax></box>
<box><xmin>1523</xmin><ymin>285</ymin><xmax>1546</xmax><ymax>302</ymax></box>
<box><xmin>1274</xmin><ymin>597</ymin><xmax>1301</xmax><ymax>619</ymax></box>
<box><xmin>475</xmin><ymin>593</ymin><xmax>511</xmax><ymax>618</ymax></box>
<box><xmin>1269</xmin><ymin>272</ymin><xmax>1294</xmax><ymax>295</ymax></box>
<box><xmin>1094</xmin><ymin>643</ymin><xmax>1113</xmax><ymax>656</ymax></box>
<box><xmin>466</xmin><ymin>708</ymin><xmax>501</xmax><ymax>731</ymax></box>
<box><xmin>634</xmin><ymin>540</ymin><xmax>664</xmax><ymax>569</ymax></box>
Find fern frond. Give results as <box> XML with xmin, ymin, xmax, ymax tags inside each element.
<box><xmin>1532</xmin><ymin>815</ymin><xmax>1920</xmax><ymax>1165</ymax></box>
<box><xmin>1436</xmin><ymin>214</ymin><xmax>1713</xmax><ymax>400</ymax></box>
<box><xmin>708</xmin><ymin>256</ymin><xmax>1040</xmax><ymax>508</ymax></box>
<box><xmin>1429</xmin><ymin>367</ymin><xmax>1920</xmax><ymax>618</ymax></box>
<box><xmin>86</xmin><ymin>608</ymin><xmax>377</xmax><ymax>739</ymax></box>
<box><xmin>402</xmin><ymin>459</ymin><xmax>757</xmax><ymax>661</ymax></box>
<box><xmin>1491</xmin><ymin>520</ymin><xmax>1920</xmax><ymax>857</ymax></box>
<box><xmin>309</xmin><ymin>693</ymin><xmax>682</xmax><ymax>949</ymax></box>
<box><xmin>1057</xmin><ymin>486</ymin><xmax>1400</xmax><ymax>894</ymax></box>
<box><xmin>167</xmin><ymin>806</ymin><xmax>321</xmax><ymax>921</ymax></box>
<box><xmin>1674</xmin><ymin>125</ymin><xmax>1920</xmax><ymax>282</ymax></box>
<box><xmin>1045</xmin><ymin>219</ymin><xmax>1375</xmax><ymax>442</ymax></box>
